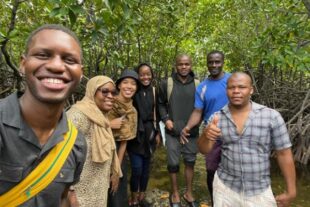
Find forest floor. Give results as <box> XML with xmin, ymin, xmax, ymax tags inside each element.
<box><xmin>141</xmin><ymin>147</ymin><xmax>309</xmax><ymax>207</ymax></box>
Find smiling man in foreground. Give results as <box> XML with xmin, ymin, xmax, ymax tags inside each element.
<box><xmin>198</xmin><ymin>72</ymin><xmax>296</xmax><ymax>207</ymax></box>
<box><xmin>0</xmin><ymin>24</ymin><xmax>86</xmax><ymax>207</ymax></box>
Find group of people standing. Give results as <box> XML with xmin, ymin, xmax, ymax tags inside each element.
<box><xmin>0</xmin><ymin>24</ymin><xmax>158</xmax><ymax>207</ymax></box>
<box><xmin>0</xmin><ymin>23</ymin><xmax>296</xmax><ymax>207</ymax></box>
<box><xmin>67</xmin><ymin>64</ymin><xmax>159</xmax><ymax>207</ymax></box>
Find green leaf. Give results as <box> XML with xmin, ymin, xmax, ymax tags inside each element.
<box><xmin>104</xmin><ymin>0</ymin><xmax>111</xmax><ymax>11</ymax></box>
<box><xmin>123</xmin><ymin>4</ymin><xmax>130</xmax><ymax>19</ymax></box>
<box><xmin>7</xmin><ymin>29</ymin><xmax>19</xmax><ymax>39</ymax></box>
<box><xmin>113</xmin><ymin>51</ymin><xmax>120</xmax><ymax>58</ymax></box>
<box><xmin>68</xmin><ymin>9</ymin><xmax>76</xmax><ymax>26</ymax></box>
<box><xmin>62</xmin><ymin>0</ymin><xmax>71</xmax><ymax>5</ymax></box>
<box><xmin>0</xmin><ymin>31</ymin><xmax>5</xmax><ymax>38</ymax></box>
<box><xmin>49</xmin><ymin>7</ymin><xmax>61</xmax><ymax>17</ymax></box>
<box><xmin>48</xmin><ymin>0</ymin><xmax>61</xmax><ymax>4</ymax></box>
<box><xmin>59</xmin><ymin>7</ymin><xmax>68</xmax><ymax>16</ymax></box>
<box><xmin>117</xmin><ymin>24</ymin><xmax>125</xmax><ymax>33</ymax></box>
<box><xmin>70</xmin><ymin>5</ymin><xmax>84</xmax><ymax>15</ymax></box>
<box><xmin>101</xmin><ymin>10</ymin><xmax>111</xmax><ymax>23</ymax></box>
<box><xmin>98</xmin><ymin>28</ymin><xmax>108</xmax><ymax>36</ymax></box>
<box><xmin>127</xmin><ymin>26</ymin><xmax>134</xmax><ymax>34</ymax></box>
<box><xmin>91</xmin><ymin>31</ymin><xmax>98</xmax><ymax>42</ymax></box>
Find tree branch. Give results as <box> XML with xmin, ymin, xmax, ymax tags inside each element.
<box><xmin>0</xmin><ymin>0</ymin><xmax>22</xmax><ymax>79</ymax></box>
<box><xmin>302</xmin><ymin>0</ymin><xmax>310</xmax><ymax>17</ymax></box>
<box><xmin>298</xmin><ymin>40</ymin><xmax>310</xmax><ymax>48</ymax></box>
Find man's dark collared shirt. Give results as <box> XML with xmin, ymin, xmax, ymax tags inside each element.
<box><xmin>0</xmin><ymin>93</ymin><xmax>87</xmax><ymax>207</ymax></box>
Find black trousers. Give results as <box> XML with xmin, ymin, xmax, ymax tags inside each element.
<box><xmin>207</xmin><ymin>169</ymin><xmax>216</xmax><ymax>207</ymax></box>
<box><xmin>108</xmin><ymin>155</ymin><xmax>129</xmax><ymax>207</ymax></box>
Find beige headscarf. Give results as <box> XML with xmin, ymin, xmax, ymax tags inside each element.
<box><xmin>70</xmin><ymin>76</ymin><xmax>121</xmax><ymax>177</ymax></box>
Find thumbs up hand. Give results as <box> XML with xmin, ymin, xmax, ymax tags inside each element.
<box><xmin>204</xmin><ymin>114</ymin><xmax>221</xmax><ymax>141</ymax></box>
<box><xmin>110</xmin><ymin>115</ymin><xmax>125</xmax><ymax>129</ymax></box>
<box><xmin>212</xmin><ymin>114</ymin><xmax>219</xmax><ymax>126</ymax></box>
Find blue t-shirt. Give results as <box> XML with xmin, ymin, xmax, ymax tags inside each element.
<box><xmin>194</xmin><ymin>72</ymin><xmax>231</xmax><ymax>122</ymax></box>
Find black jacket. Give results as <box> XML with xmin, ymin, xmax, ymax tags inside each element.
<box><xmin>127</xmin><ymin>85</ymin><xmax>159</xmax><ymax>157</ymax></box>
<box><xmin>158</xmin><ymin>72</ymin><xmax>199</xmax><ymax>137</ymax></box>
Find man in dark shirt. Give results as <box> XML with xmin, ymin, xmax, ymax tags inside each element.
<box><xmin>158</xmin><ymin>54</ymin><xmax>199</xmax><ymax>207</ymax></box>
<box><xmin>0</xmin><ymin>24</ymin><xmax>86</xmax><ymax>207</ymax></box>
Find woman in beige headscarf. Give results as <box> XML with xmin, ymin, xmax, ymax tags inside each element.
<box><xmin>67</xmin><ymin>76</ymin><xmax>122</xmax><ymax>207</ymax></box>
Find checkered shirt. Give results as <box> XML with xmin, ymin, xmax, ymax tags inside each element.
<box><xmin>214</xmin><ymin>102</ymin><xmax>291</xmax><ymax>196</ymax></box>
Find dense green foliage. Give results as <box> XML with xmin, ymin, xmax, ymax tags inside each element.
<box><xmin>0</xmin><ymin>0</ymin><xmax>309</xmax><ymax>163</ymax></box>
<box><xmin>1</xmin><ymin>0</ymin><xmax>309</xmax><ymax>77</ymax></box>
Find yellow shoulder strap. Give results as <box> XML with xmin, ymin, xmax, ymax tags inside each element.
<box><xmin>0</xmin><ymin>120</ymin><xmax>78</xmax><ymax>206</ymax></box>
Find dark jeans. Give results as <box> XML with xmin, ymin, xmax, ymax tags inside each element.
<box><xmin>128</xmin><ymin>152</ymin><xmax>151</xmax><ymax>192</ymax></box>
<box><xmin>207</xmin><ymin>169</ymin><xmax>216</xmax><ymax>207</ymax></box>
<box><xmin>108</xmin><ymin>155</ymin><xmax>129</xmax><ymax>207</ymax></box>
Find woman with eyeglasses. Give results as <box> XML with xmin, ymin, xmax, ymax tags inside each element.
<box><xmin>107</xmin><ymin>69</ymin><xmax>139</xmax><ymax>207</ymax></box>
<box><xmin>66</xmin><ymin>76</ymin><xmax>122</xmax><ymax>207</ymax></box>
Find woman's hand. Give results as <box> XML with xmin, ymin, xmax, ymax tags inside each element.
<box><xmin>67</xmin><ymin>190</ymin><xmax>80</xmax><ymax>207</ymax></box>
<box><xmin>110</xmin><ymin>174</ymin><xmax>120</xmax><ymax>195</ymax></box>
<box><xmin>165</xmin><ymin>120</ymin><xmax>174</xmax><ymax>130</ymax></box>
<box><xmin>155</xmin><ymin>133</ymin><xmax>161</xmax><ymax>148</ymax></box>
<box><xmin>110</xmin><ymin>115</ymin><xmax>125</xmax><ymax>129</ymax></box>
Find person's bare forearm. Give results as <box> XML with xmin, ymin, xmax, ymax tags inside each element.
<box><xmin>118</xmin><ymin>141</ymin><xmax>127</xmax><ymax>165</ymax></box>
<box><xmin>197</xmin><ymin>115</ymin><xmax>221</xmax><ymax>154</ymax></box>
<box><xmin>197</xmin><ymin>129</ymin><xmax>216</xmax><ymax>154</ymax></box>
<box><xmin>276</xmin><ymin>148</ymin><xmax>296</xmax><ymax>197</ymax></box>
<box><xmin>61</xmin><ymin>188</ymin><xmax>70</xmax><ymax>207</ymax></box>
<box><xmin>185</xmin><ymin>108</ymin><xmax>203</xmax><ymax>129</ymax></box>
<box><xmin>181</xmin><ymin>109</ymin><xmax>203</xmax><ymax>142</ymax></box>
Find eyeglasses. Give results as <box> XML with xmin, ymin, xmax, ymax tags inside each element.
<box><xmin>98</xmin><ymin>88</ymin><xmax>118</xmax><ymax>96</ymax></box>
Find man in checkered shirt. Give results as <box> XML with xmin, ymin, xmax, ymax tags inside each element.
<box><xmin>198</xmin><ymin>72</ymin><xmax>296</xmax><ymax>207</ymax></box>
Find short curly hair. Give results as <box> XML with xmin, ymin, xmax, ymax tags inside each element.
<box><xmin>207</xmin><ymin>50</ymin><xmax>224</xmax><ymax>61</ymax></box>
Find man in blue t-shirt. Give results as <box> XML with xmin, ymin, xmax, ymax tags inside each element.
<box><xmin>181</xmin><ymin>50</ymin><xmax>230</xmax><ymax>206</ymax></box>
